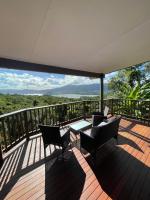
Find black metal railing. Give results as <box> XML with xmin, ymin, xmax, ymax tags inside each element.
<box><xmin>104</xmin><ymin>99</ymin><xmax>150</xmax><ymax>123</ymax></box>
<box><xmin>0</xmin><ymin>99</ymin><xmax>150</xmax><ymax>152</ymax></box>
<box><xmin>0</xmin><ymin>100</ymin><xmax>99</xmax><ymax>151</ymax></box>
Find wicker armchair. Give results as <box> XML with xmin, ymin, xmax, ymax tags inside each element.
<box><xmin>92</xmin><ymin>106</ymin><xmax>109</xmax><ymax>126</ymax></box>
<box><xmin>80</xmin><ymin>115</ymin><xmax>121</xmax><ymax>160</ymax></box>
<box><xmin>39</xmin><ymin>125</ymin><xmax>71</xmax><ymax>158</ymax></box>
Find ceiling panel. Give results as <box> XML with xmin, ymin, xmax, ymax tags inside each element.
<box><xmin>0</xmin><ymin>0</ymin><xmax>150</xmax><ymax>74</ymax></box>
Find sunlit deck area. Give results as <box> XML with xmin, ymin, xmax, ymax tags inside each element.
<box><xmin>0</xmin><ymin>118</ymin><xmax>149</xmax><ymax>200</ymax></box>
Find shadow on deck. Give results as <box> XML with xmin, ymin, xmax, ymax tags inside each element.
<box><xmin>0</xmin><ymin>118</ymin><xmax>150</xmax><ymax>200</ymax></box>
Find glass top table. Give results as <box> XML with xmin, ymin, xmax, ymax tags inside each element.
<box><xmin>69</xmin><ymin>119</ymin><xmax>92</xmax><ymax>134</ymax></box>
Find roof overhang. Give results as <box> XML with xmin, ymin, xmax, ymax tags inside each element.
<box><xmin>0</xmin><ymin>58</ymin><xmax>102</xmax><ymax>78</ymax></box>
<box><xmin>0</xmin><ymin>0</ymin><xmax>150</xmax><ymax>76</ymax></box>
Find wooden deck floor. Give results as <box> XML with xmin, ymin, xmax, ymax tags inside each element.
<box><xmin>0</xmin><ymin>118</ymin><xmax>150</xmax><ymax>200</ymax></box>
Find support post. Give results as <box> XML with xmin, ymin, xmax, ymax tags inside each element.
<box><xmin>100</xmin><ymin>74</ymin><xmax>105</xmax><ymax>114</ymax></box>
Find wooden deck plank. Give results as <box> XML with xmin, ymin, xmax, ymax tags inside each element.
<box><xmin>107</xmin><ymin>121</ymin><xmax>149</xmax><ymax>200</ymax></box>
<box><xmin>0</xmin><ymin>118</ymin><xmax>149</xmax><ymax>200</ymax></box>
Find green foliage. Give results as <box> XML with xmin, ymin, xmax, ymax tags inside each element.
<box><xmin>127</xmin><ymin>66</ymin><xmax>145</xmax><ymax>87</ymax></box>
<box><xmin>128</xmin><ymin>83</ymin><xmax>140</xmax><ymax>100</ymax></box>
<box><xmin>0</xmin><ymin>94</ymin><xmax>77</xmax><ymax>115</ymax></box>
<box><xmin>139</xmin><ymin>82</ymin><xmax>150</xmax><ymax>99</ymax></box>
<box><xmin>128</xmin><ymin>82</ymin><xmax>150</xmax><ymax>100</ymax></box>
<box><xmin>0</xmin><ymin>94</ymin><xmax>99</xmax><ymax>115</ymax></box>
<box><xmin>108</xmin><ymin>69</ymin><xmax>130</xmax><ymax>98</ymax></box>
<box><xmin>108</xmin><ymin>62</ymin><xmax>150</xmax><ymax>100</ymax></box>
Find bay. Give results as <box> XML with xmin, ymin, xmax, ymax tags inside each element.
<box><xmin>51</xmin><ymin>94</ymin><xmax>98</xmax><ymax>98</ymax></box>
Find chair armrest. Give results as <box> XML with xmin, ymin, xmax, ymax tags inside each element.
<box><xmin>61</xmin><ymin>128</ymin><xmax>70</xmax><ymax>138</ymax></box>
<box><xmin>61</xmin><ymin>129</ymin><xmax>70</xmax><ymax>146</ymax></box>
<box><xmin>80</xmin><ymin>131</ymin><xmax>95</xmax><ymax>152</ymax></box>
<box><xmin>80</xmin><ymin>130</ymin><xmax>94</xmax><ymax>140</ymax></box>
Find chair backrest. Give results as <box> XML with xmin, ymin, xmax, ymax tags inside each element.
<box><xmin>39</xmin><ymin>125</ymin><xmax>61</xmax><ymax>146</ymax></box>
<box><xmin>91</xmin><ymin>115</ymin><xmax>121</xmax><ymax>140</ymax></box>
<box><xmin>104</xmin><ymin>106</ymin><xmax>109</xmax><ymax>117</ymax></box>
<box><xmin>92</xmin><ymin>106</ymin><xmax>109</xmax><ymax>126</ymax></box>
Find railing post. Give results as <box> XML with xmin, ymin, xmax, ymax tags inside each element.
<box><xmin>1</xmin><ymin>119</ymin><xmax>7</xmax><ymax>150</ymax></box>
<box><xmin>0</xmin><ymin>144</ymin><xmax>3</xmax><ymax>168</ymax></box>
<box><xmin>83</xmin><ymin>101</ymin><xmax>86</xmax><ymax>119</ymax></box>
<box><xmin>24</xmin><ymin>110</ymin><xmax>29</xmax><ymax>141</ymax></box>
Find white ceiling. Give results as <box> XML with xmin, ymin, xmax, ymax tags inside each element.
<box><xmin>0</xmin><ymin>0</ymin><xmax>150</xmax><ymax>74</ymax></box>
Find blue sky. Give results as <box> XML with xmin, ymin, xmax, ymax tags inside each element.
<box><xmin>0</xmin><ymin>68</ymin><xmax>115</xmax><ymax>90</ymax></box>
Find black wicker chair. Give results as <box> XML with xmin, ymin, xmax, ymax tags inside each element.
<box><xmin>39</xmin><ymin>125</ymin><xmax>71</xmax><ymax>159</ymax></box>
<box><xmin>92</xmin><ymin>106</ymin><xmax>109</xmax><ymax>126</ymax></box>
<box><xmin>80</xmin><ymin>115</ymin><xmax>121</xmax><ymax>161</ymax></box>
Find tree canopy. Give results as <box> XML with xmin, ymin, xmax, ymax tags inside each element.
<box><xmin>107</xmin><ymin>61</ymin><xmax>150</xmax><ymax>100</ymax></box>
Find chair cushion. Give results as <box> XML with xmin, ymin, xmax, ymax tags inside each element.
<box><xmin>104</xmin><ymin>106</ymin><xmax>109</xmax><ymax>116</ymax></box>
<box><xmin>97</xmin><ymin>121</ymin><xmax>108</xmax><ymax>127</ymax></box>
<box><xmin>60</xmin><ymin>127</ymin><xmax>69</xmax><ymax>137</ymax></box>
<box><xmin>91</xmin><ymin>116</ymin><xmax>119</xmax><ymax>139</ymax></box>
<box><xmin>82</xmin><ymin>129</ymin><xmax>94</xmax><ymax>138</ymax></box>
<box><xmin>107</xmin><ymin>116</ymin><xmax>117</xmax><ymax>123</ymax></box>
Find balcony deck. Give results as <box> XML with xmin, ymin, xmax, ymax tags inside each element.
<box><xmin>0</xmin><ymin>118</ymin><xmax>150</xmax><ymax>200</ymax></box>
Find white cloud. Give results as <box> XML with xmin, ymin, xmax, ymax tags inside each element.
<box><xmin>0</xmin><ymin>72</ymin><xmax>100</xmax><ymax>90</ymax></box>
<box><xmin>59</xmin><ymin>75</ymin><xmax>99</xmax><ymax>86</ymax></box>
<box><xmin>105</xmin><ymin>72</ymin><xmax>117</xmax><ymax>83</ymax></box>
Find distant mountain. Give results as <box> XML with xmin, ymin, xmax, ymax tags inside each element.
<box><xmin>46</xmin><ymin>84</ymin><xmax>108</xmax><ymax>95</ymax></box>
<box><xmin>0</xmin><ymin>83</ymin><xmax>109</xmax><ymax>95</ymax></box>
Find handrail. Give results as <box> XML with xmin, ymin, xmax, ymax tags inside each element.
<box><xmin>0</xmin><ymin>100</ymin><xmax>89</xmax><ymax>118</ymax></box>
<box><xmin>104</xmin><ymin>99</ymin><xmax>150</xmax><ymax>123</ymax></box>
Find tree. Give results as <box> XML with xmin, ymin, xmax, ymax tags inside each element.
<box><xmin>108</xmin><ymin>61</ymin><xmax>150</xmax><ymax>99</ymax></box>
<box><xmin>108</xmin><ymin>69</ymin><xmax>130</xmax><ymax>98</ymax></box>
<box><xmin>33</xmin><ymin>100</ymin><xmax>38</xmax><ymax>107</ymax></box>
<box><xmin>128</xmin><ymin>66</ymin><xmax>144</xmax><ymax>87</ymax></box>
<box><xmin>142</xmin><ymin>62</ymin><xmax>150</xmax><ymax>83</ymax></box>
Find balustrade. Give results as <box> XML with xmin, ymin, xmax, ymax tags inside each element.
<box><xmin>0</xmin><ymin>99</ymin><xmax>149</xmax><ymax>153</ymax></box>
